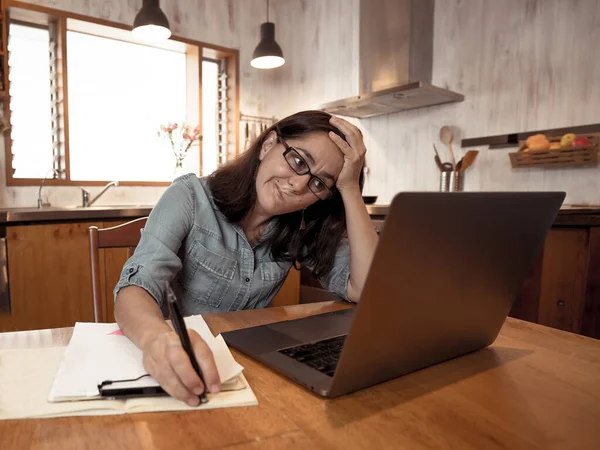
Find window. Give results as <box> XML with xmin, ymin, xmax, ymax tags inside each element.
<box><xmin>66</xmin><ymin>31</ymin><xmax>188</xmax><ymax>182</ymax></box>
<box><xmin>202</xmin><ymin>60</ymin><xmax>219</xmax><ymax>176</ymax></box>
<box><xmin>8</xmin><ymin>24</ymin><xmax>54</xmax><ymax>179</ymax></box>
<box><xmin>4</xmin><ymin>6</ymin><xmax>238</xmax><ymax>186</ymax></box>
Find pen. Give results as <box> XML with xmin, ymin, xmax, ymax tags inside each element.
<box><xmin>165</xmin><ymin>281</ymin><xmax>209</xmax><ymax>404</ymax></box>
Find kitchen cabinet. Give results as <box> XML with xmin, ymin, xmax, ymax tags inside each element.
<box><xmin>0</xmin><ymin>220</ymin><xmax>129</xmax><ymax>332</ymax></box>
<box><xmin>511</xmin><ymin>227</ymin><xmax>600</xmax><ymax>339</ymax></box>
<box><xmin>0</xmin><ymin>219</ymin><xmax>300</xmax><ymax>332</ymax></box>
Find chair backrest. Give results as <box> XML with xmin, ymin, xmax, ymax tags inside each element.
<box><xmin>89</xmin><ymin>217</ymin><xmax>148</xmax><ymax>323</ymax></box>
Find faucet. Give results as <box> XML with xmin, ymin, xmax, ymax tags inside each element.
<box><xmin>37</xmin><ymin>168</ymin><xmax>60</xmax><ymax>209</ymax></box>
<box><xmin>80</xmin><ymin>181</ymin><xmax>119</xmax><ymax>207</ymax></box>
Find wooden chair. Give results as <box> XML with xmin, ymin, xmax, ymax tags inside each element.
<box><xmin>89</xmin><ymin>217</ymin><xmax>148</xmax><ymax>323</ymax></box>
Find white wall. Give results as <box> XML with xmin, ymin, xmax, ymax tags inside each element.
<box><xmin>266</xmin><ymin>0</ymin><xmax>600</xmax><ymax>205</ymax></box>
<box><xmin>2</xmin><ymin>0</ymin><xmax>599</xmax><ymax>207</ymax></box>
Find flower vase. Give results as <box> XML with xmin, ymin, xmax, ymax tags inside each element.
<box><xmin>174</xmin><ymin>158</ymin><xmax>186</xmax><ymax>179</ymax></box>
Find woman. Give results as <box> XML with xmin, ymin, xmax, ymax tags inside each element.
<box><xmin>114</xmin><ymin>110</ymin><xmax>378</xmax><ymax>406</ymax></box>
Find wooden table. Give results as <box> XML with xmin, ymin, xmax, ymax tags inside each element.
<box><xmin>1</xmin><ymin>302</ymin><xmax>599</xmax><ymax>449</ymax></box>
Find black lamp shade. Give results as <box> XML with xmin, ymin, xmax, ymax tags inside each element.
<box><xmin>132</xmin><ymin>0</ymin><xmax>171</xmax><ymax>41</ymax></box>
<box><xmin>251</xmin><ymin>22</ymin><xmax>285</xmax><ymax>69</ymax></box>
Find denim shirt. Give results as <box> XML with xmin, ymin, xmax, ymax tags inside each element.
<box><xmin>114</xmin><ymin>174</ymin><xmax>351</xmax><ymax>316</ymax></box>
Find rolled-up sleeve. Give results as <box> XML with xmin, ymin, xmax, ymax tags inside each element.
<box><xmin>113</xmin><ymin>174</ymin><xmax>195</xmax><ymax>307</ymax></box>
<box><xmin>314</xmin><ymin>239</ymin><xmax>352</xmax><ymax>302</ymax></box>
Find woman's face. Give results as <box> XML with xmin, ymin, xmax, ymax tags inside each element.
<box><xmin>255</xmin><ymin>131</ymin><xmax>344</xmax><ymax>216</ymax></box>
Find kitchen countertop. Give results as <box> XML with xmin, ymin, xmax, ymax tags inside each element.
<box><xmin>367</xmin><ymin>203</ymin><xmax>600</xmax><ymax>226</ymax></box>
<box><xmin>0</xmin><ymin>203</ymin><xmax>598</xmax><ymax>226</ymax></box>
<box><xmin>0</xmin><ymin>205</ymin><xmax>154</xmax><ymax>224</ymax></box>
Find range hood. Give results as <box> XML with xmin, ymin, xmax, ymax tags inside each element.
<box><xmin>320</xmin><ymin>0</ymin><xmax>464</xmax><ymax>119</ymax></box>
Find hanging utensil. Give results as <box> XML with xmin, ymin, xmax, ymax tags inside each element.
<box><xmin>244</xmin><ymin>122</ymin><xmax>251</xmax><ymax>149</ymax></box>
<box><xmin>433</xmin><ymin>144</ymin><xmax>444</xmax><ymax>171</ymax></box>
<box><xmin>439</xmin><ymin>126</ymin><xmax>456</xmax><ymax>169</ymax></box>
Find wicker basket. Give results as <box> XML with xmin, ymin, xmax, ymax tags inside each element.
<box><xmin>509</xmin><ymin>135</ymin><xmax>599</xmax><ymax>169</ymax></box>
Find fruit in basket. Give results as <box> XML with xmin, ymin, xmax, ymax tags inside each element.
<box><xmin>549</xmin><ymin>142</ymin><xmax>561</xmax><ymax>150</ymax></box>
<box><xmin>560</xmin><ymin>133</ymin><xmax>576</xmax><ymax>148</ymax></box>
<box><xmin>526</xmin><ymin>134</ymin><xmax>548</xmax><ymax>146</ymax></box>
<box><xmin>572</xmin><ymin>136</ymin><xmax>591</xmax><ymax>147</ymax></box>
<box><xmin>528</xmin><ymin>141</ymin><xmax>550</xmax><ymax>151</ymax></box>
<box><xmin>525</xmin><ymin>134</ymin><xmax>550</xmax><ymax>151</ymax></box>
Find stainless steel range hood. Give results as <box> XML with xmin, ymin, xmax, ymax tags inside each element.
<box><xmin>320</xmin><ymin>0</ymin><xmax>464</xmax><ymax>119</ymax></box>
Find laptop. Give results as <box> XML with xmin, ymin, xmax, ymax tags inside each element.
<box><xmin>222</xmin><ymin>192</ymin><xmax>565</xmax><ymax>398</ymax></box>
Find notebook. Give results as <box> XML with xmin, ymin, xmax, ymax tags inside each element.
<box><xmin>49</xmin><ymin>316</ymin><xmax>246</xmax><ymax>401</ymax></box>
<box><xmin>0</xmin><ymin>315</ymin><xmax>257</xmax><ymax>420</ymax></box>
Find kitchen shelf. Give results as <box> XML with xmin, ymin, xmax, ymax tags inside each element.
<box><xmin>509</xmin><ymin>135</ymin><xmax>599</xmax><ymax>169</ymax></box>
<box><xmin>462</xmin><ymin>123</ymin><xmax>600</xmax><ymax>149</ymax></box>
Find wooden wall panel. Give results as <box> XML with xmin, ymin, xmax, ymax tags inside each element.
<box><xmin>264</xmin><ymin>0</ymin><xmax>600</xmax><ymax>206</ymax></box>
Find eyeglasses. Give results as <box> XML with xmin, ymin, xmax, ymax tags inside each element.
<box><xmin>279</xmin><ymin>137</ymin><xmax>335</xmax><ymax>200</ymax></box>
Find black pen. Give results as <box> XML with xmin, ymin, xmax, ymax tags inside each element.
<box><xmin>165</xmin><ymin>281</ymin><xmax>209</xmax><ymax>404</ymax></box>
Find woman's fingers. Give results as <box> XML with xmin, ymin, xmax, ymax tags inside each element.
<box><xmin>189</xmin><ymin>330</ymin><xmax>221</xmax><ymax>394</ymax></box>
<box><xmin>329</xmin><ymin>116</ymin><xmax>366</xmax><ymax>158</ymax></box>
<box><xmin>142</xmin><ymin>330</ymin><xmax>221</xmax><ymax>407</ymax></box>
<box><xmin>145</xmin><ymin>347</ymin><xmax>200</xmax><ymax>406</ymax></box>
<box><xmin>329</xmin><ymin>131</ymin><xmax>354</xmax><ymax>157</ymax></box>
<box><xmin>330</xmin><ymin>116</ymin><xmax>363</xmax><ymax>147</ymax></box>
<box><xmin>165</xmin><ymin>334</ymin><xmax>206</xmax><ymax>395</ymax></box>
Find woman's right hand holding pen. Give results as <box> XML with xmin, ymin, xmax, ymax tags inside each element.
<box><xmin>141</xmin><ymin>329</ymin><xmax>221</xmax><ymax>406</ymax></box>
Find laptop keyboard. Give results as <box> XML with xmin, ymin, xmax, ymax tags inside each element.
<box><xmin>279</xmin><ymin>335</ymin><xmax>347</xmax><ymax>377</ymax></box>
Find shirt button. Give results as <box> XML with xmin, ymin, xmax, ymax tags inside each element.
<box><xmin>245</xmin><ymin>277</ymin><xmax>251</xmax><ymax>283</ymax></box>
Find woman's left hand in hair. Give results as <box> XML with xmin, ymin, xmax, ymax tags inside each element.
<box><xmin>328</xmin><ymin>116</ymin><xmax>366</xmax><ymax>194</ymax></box>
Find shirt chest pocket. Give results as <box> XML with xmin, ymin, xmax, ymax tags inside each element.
<box><xmin>183</xmin><ymin>240</ymin><xmax>237</xmax><ymax>308</ymax></box>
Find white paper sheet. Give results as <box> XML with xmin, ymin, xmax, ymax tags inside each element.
<box><xmin>48</xmin><ymin>315</ymin><xmax>244</xmax><ymax>402</ymax></box>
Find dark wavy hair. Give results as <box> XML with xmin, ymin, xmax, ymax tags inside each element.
<box><xmin>208</xmin><ymin>110</ymin><xmax>364</xmax><ymax>278</ymax></box>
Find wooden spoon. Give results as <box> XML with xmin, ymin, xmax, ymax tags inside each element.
<box><xmin>439</xmin><ymin>126</ymin><xmax>456</xmax><ymax>168</ymax></box>
<box><xmin>460</xmin><ymin>150</ymin><xmax>479</xmax><ymax>171</ymax></box>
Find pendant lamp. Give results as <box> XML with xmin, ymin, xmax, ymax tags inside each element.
<box><xmin>132</xmin><ymin>0</ymin><xmax>171</xmax><ymax>42</ymax></box>
<box><xmin>251</xmin><ymin>0</ymin><xmax>285</xmax><ymax>69</ymax></box>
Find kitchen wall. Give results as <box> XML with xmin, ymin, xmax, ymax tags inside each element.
<box><xmin>263</xmin><ymin>0</ymin><xmax>600</xmax><ymax>204</ymax></box>
<box><xmin>2</xmin><ymin>0</ymin><xmax>599</xmax><ymax>207</ymax></box>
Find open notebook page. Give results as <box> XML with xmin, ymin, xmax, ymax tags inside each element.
<box><xmin>49</xmin><ymin>315</ymin><xmax>244</xmax><ymax>402</ymax></box>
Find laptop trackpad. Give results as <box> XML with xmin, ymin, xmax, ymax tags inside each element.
<box><xmin>267</xmin><ymin>308</ymin><xmax>356</xmax><ymax>343</ymax></box>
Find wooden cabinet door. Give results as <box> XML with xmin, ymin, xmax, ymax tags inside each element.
<box><xmin>0</xmin><ymin>221</ymin><xmax>102</xmax><ymax>332</ymax></box>
<box><xmin>582</xmin><ymin>227</ymin><xmax>600</xmax><ymax>339</ymax></box>
<box><xmin>538</xmin><ymin>228</ymin><xmax>589</xmax><ymax>334</ymax></box>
